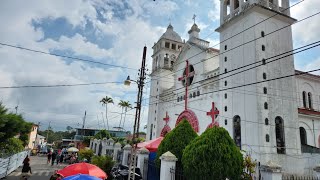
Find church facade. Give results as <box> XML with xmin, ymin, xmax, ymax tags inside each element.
<box><xmin>146</xmin><ymin>0</ymin><xmax>320</xmax><ymax>175</ymax></box>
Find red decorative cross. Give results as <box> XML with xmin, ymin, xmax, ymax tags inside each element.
<box><xmin>163</xmin><ymin>111</ymin><xmax>170</xmax><ymax>124</ymax></box>
<box><xmin>178</xmin><ymin>60</ymin><xmax>195</xmax><ymax>110</ymax></box>
<box><xmin>207</xmin><ymin>102</ymin><xmax>219</xmax><ymax>127</ymax></box>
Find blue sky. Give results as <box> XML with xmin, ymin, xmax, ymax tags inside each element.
<box><xmin>0</xmin><ymin>0</ymin><xmax>319</xmax><ymax>131</ymax></box>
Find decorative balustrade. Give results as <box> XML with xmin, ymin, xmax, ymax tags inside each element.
<box><xmin>233</xmin><ymin>8</ymin><xmax>240</xmax><ymax>17</ymax></box>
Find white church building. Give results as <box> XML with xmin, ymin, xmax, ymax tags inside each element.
<box><xmin>146</xmin><ymin>0</ymin><xmax>320</xmax><ymax>176</ymax></box>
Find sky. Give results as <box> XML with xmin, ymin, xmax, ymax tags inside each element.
<box><xmin>0</xmin><ymin>0</ymin><xmax>319</xmax><ymax>132</ymax></box>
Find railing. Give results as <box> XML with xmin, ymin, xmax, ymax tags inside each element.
<box><xmin>301</xmin><ymin>144</ymin><xmax>320</xmax><ymax>154</ymax></box>
<box><xmin>233</xmin><ymin>7</ymin><xmax>240</xmax><ymax>17</ymax></box>
<box><xmin>143</xmin><ymin>159</ymin><xmax>159</xmax><ymax>180</ymax></box>
<box><xmin>170</xmin><ymin>167</ymin><xmax>186</xmax><ymax>180</ymax></box>
<box><xmin>283</xmin><ymin>175</ymin><xmax>319</xmax><ymax>180</ymax></box>
<box><xmin>0</xmin><ymin>151</ymin><xmax>29</xmax><ymax>178</ymax></box>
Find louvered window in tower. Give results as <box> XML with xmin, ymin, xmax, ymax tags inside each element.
<box><xmin>302</xmin><ymin>91</ymin><xmax>307</xmax><ymax>108</ymax></box>
<box><xmin>308</xmin><ymin>92</ymin><xmax>313</xmax><ymax>109</ymax></box>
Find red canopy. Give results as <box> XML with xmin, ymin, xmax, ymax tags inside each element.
<box><xmin>137</xmin><ymin>137</ymin><xmax>163</xmax><ymax>152</ymax></box>
<box><xmin>56</xmin><ymin>162</ymin><xmax>107</xmax><ymax>179</ymax></box>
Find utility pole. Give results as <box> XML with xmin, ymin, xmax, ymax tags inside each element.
<box><xmin>15</xmin><ymin>105</ymin><xmax>18</xmax><ymax>114</ymax></box>
<box><xmin>128</xmin><ymin>46</ymin><xmax>147</xmax><ymax>180</ymax></box>
<box><xmin>82</xmin><ymin>111</ymin><xmax>87</xmax><ymax>137</ymax></box>
<box><xmin>46</xmin><ymin>121</ymin><xmax>51</xmax><ymax>143</ymax></box>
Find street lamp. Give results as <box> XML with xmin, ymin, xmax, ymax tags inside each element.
<box><xmin>125</xmin><ymin>46</ymin><xmax>147</xmax><ymax>180</ymax></box>
<box><xmin>124</xmin><ymin>76</ymin><xmax>133</xmax><ymax>86</ymax></box>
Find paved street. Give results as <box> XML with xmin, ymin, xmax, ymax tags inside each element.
<box><xmin>4</xmin><ymin>155</ymin><xmax>67</xmax><ymax>180</ymax></box>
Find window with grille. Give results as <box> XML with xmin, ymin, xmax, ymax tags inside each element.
<box><xmin>275</xmin><ymin>117</ymin><xmax>285</xmax><ymax>154</ymax></box>
<box><xmin>233</xmin><ymin>115</ymin><xmax>241</xmax><ymax>149</ymax></box>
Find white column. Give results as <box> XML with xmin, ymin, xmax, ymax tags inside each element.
<box><xmin>96</xmin><ymin>140</ymin><xmax>101</xmax><ymax>155</ymax></box>
<box><xmin>113</xmin><ymin>142</ymin><xmax>122</xmax><ymax>162</ymax></box>
<box><xmin>281</xmin><ymin>0</ymin><xmax>290</xmax><ymax>16</ymax></box>
<box><xmin>230</xmin><ymin>0</ymin><xmax>235</xmax><ymax>17</ymax></box>
<box><xmin>160</xmin><ymin>151</ymin><xmax>177</xmax><ymax>180</ymax></box>
<box><xmin>101</xmin><ymin>138</ymin><xmax>107</xmax><ymax>156</ymax></box>
<box><xmin>260</xmin><ymin>161</ymin><xmax>282</xmax><ymax>180</ymax></box>
<box><xmin>239</xmin><ymin>0</ymin><xmax>243</xmax><ymax>12</ymax></box>
<box><xmin>273</xmin><ymin>0</ymin><xmax>279</xmax><ymax>11</ymax></box>
<box><xmin>122</xmin><ymin>144</ymin><xmax>132</xmax><ymax>165</ymax></box>
<box><xmin>220</xmin><ymin>0</ymin><xmax>225</xmax><ymax>25</ymax></box>
<box><xmin>313</xmin><ymin>165</ymin><xmax>320</xmax><ymax>178</ymax></box>
<box><xmin>137</xmin><ymin>147</ymin><xmax>150</xmax><ymax>176</ymax></box>
<box><xmin>89</xmin><ymin>139</ymin><xmax>93</xmax><ymax>149</ymax></box>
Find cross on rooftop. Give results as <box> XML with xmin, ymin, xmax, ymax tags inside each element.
<box><xmin>207</xmin><ymin>102</ymin><xmax>219</xmax><ymax>127</ymax></box>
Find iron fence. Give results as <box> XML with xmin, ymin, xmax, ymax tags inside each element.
<box><xmin>143</xmin><ymin>159</ymin><xmax>160</xmax><ymax>180</ymax></box>
<box><xmin>170</xmin><ymin>167</ymin><xmax>186</xmax><ymax>180</ymax></box>
<box><xmin>282</xmin><ymin>175</ymin><xmax>319</xmax><ymax>180</ymax></box>
<box><xmin>0</xmin><ymin>151</ymin><xmax>28</xmax><ymax>178</ymax></box>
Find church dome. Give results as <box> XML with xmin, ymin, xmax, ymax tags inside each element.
<box><xmin>188</xmin><ymin>23</ymin><xmax>200</xmax><ymax>34</ymax></box>
<box><xmin>160</xmin><ymin>24</ymin><xmax>182</xmax><ymax>42</ymax></box>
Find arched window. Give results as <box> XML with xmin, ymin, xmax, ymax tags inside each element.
<box><xmin>275</xmin><ymin>116</ymin><xmax>285</xmax><ymax>154</ymax></box>
<box><xmin>308</xmin><ymin>92</ymin><xmax>313</xmax><ymax>109</ymax></box>
<box><xmin>264</xmin><ymin>102</ymin><xmax>268</xmax><ymax>109</ymax></box>
<box><xmin>299</xmin><ymin>127</ymin><xmax>307</xmax><ymax>145</ymax></box>
<box><xmin>233</xmin><ymin>115</ymin><xmax>241</xmax><ymax>149</ymax></box>
<box><xmin>302</xmin><ymin>91</ymin><xmax>307</xmax><ymax>108</ymax></box>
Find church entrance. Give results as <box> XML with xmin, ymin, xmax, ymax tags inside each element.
<box><xmin>175</xmin><ymin>109</ymin><xmax>199</xmax><ymax>132</ymax></box>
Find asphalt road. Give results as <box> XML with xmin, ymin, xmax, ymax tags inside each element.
<box><xmin>4</xmin><ymin>155</ymin><xmax>66</xmax><ymax>180</ymax></box>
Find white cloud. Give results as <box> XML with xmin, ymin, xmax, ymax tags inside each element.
<box><xmin>291</xmin><ymin>0</ymin><xmax>320</xmax><ymax>44</ymax></box>
<box><xmin>43</xmin><ymin>34</ymin><xmax>113</xmax><ymax>60</ymax></box>
<box><xmin>208</xmin><ymin>0</ymin><xmax>220</xmax><ymax>22</ymax></box>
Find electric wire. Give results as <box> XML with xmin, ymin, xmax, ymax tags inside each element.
<box><xmin>0</xmin><ymin>42</ymin><xmax>137</xmax><ymax>70</ymax></box>
<box><xmin>147</xmin><ymin>7</ymin><xmax>320</xmax><ymax>84</ymax></box>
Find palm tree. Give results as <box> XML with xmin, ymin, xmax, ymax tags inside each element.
<box><xmin>118</xmin><ymin>100</ymin><xmax>126</xmax><ymax>128</ymax></box>
<box><xmin>121</xmin><ymin>101</ymin><xmax>132</xmax><ymax>130</ymax></box>
<box><xmin>100</xmin><ymin>96</ymin><xmax>114</xmax><ymax>130</ymax></box>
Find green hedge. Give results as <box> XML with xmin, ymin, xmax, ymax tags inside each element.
<box><xmin>156</xmin><ymin>119</ymin><xmax>197</xmax><ymax>167</ymax></box>
<box><xmin>182</xmin><ymin>127</ymin><xmax>244</xmax><ymax>180</ymax></box>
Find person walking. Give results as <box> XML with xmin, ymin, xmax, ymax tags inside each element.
<box><xmin>20</xmin><ymin>162</ymin><xmax>32</xmax><ymax>179</ymax></box>
<box><xmin>47</xmin><ymin>151</ymin><xmax>52</xmax><ymax>164</ymax></box>
<box><xmin>51</xmin><ymin>151</ymin><xmax>57</xmax><ymax>166</ymax></box>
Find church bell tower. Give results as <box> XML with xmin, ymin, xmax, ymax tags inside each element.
<box><xmin>216</xmin><ymin>0</ymin><xmax>300</xmax><ymax>168</ymax></box>
<box><xmin>146</xmin><ymin>24</ymin><xmax>184</xmax><ymax>140</ymax></box>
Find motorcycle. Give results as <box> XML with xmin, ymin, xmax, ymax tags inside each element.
<box><xmin>111</xmin><ymin>164</ymin><xmax>142</xmax><ymax>180</ymax></box>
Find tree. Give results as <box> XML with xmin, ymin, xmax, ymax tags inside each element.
<box><xmin>118</xmin><ymin>100</ymin><xmax>132</xmax><ymax>129</ymax></box>
<box><xmin>0</xmin><ymin>138</ymin><xmax>24</xmax><ymax>157</ymax></box>
<box><xmin>94</xmin><ymin>130</ymin><xmax>111</xmax><ymax>139</ymax></box>
<box><xmin>79</xmin><ymin>149</ymin><xmax>94</xmax><ymax>161</ymax></box>
<box><xmin>156</xmin><ymin>119</ymin><xmax>198</xmax><ymax>167</ymax></box>
<box><xmin>91</xmin><ymin>155</ymin><xmax>115</xmax><ymax>179</ymax></box>
<box><xmin>182</xmin><ymin>127</ymin><xmax>244</xmax><ymax>180</ymax></box>
<box><xmin>66</xmin><ymin>126</ymin><xmax>73</xmax><ymax>131</ymax></box>
<box><xmin>100</xmin><ymin>96</ymin><xmax>114</xmax><ymax>130</ymax></box>
<box><xmin>0</xmin><ymin>103</ymin><xmax>32</xmax><ymax>146</ymax></box>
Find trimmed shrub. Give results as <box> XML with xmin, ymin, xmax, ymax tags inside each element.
<box><xmin>91</xmin><ymin>155</ymin><xmax>115</xmax><ymax>179</ymax></box>
<box><xmin>156</xmin><ymin>119</ymin><xmax>198</xmax><ymax>167</ymax></box>
<box><xmin>182</xmin><ymin>127</ymin><xmax>243</xmax><ymax>180</ymax></box>
<box><xmin>78</xmin><ymin>149</ymin><xmax>94</xmax><ymax>161</ymax></box>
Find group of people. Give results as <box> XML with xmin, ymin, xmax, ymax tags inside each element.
<box><xmin>47</xmin><ymin>149</ymin><xmax>65</xmax><ymax>166</ymax></box>
<box><xmin>47</xmin><ymin>148</ymin><xmax>79</xmax><ymax>165</ymax></box>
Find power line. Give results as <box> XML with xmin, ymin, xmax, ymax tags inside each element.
<box><xmin>0</xmin><ymin>81</ymin><xmax>122</xmax><ymax>89</ymax></box>
<box><xmin>0</xmin><ymin>42</ymin><xmax>137</xmax><ymax>70</ymax></box>
<box><xmin>148</xmin><ymin>6</ymin><xmax>320</xmax><ymax>83</ymax></box>
<box><xmin>147</xmin><ymin>68</ymin><xmax>320</xmax><ymax>106</ymax></box>
<box><xmin>144</xmin><ymin>40</ymin><xmax>320</xmax><ymax>103</ymax></box>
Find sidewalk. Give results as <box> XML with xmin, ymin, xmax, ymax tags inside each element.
<box><xmin>4</xmin><ymin>155</ymin><xmax>67</xmax><ymax>180</ymax></box>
